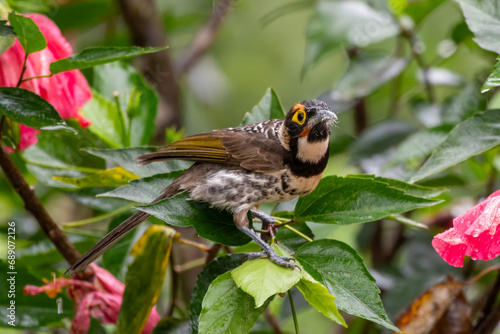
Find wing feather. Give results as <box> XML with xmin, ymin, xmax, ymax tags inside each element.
<box><xmin>137</xmin><ymin>121</ymin><xmax>287</xmax><ymax>173</ymax></box>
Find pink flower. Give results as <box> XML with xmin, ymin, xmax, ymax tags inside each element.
<box><xmin>24</xmin><ymin>264</ymin><xmax>160</xmax><ymax>334</ymax></box>
<box><xmin>0</xmin><ymin>13</ymin><xmax>91</xmax><ymax>151</ymax></box>
<box><xmin>432</xmin><ymin>189</ymin><xmax>500</xmax><ymax>267</ymax></box>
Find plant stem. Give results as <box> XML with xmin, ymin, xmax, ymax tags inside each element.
<box><xmin>283</xmin><ymin>224</ymin><xmax>313</xmax><ymax>242</ymax></box>
<box><xmin>21</xmin><ymin>74</ymin><xmax>53</xmax><ymax>82</ymax></box>
<box><xmin>0</xmin><ymin>116</ymin><xmax>82</xmax><ymax>265</ymax></box>
<box><xmin>176</xmin><ymin>237</ymin><xmax>211</xmax><ymax>252</ymax></box>
<box><xmin>264</xmin><ymin>307</ymin><xmax>283</xmax><ymax>334</ymax></box>
<box><xmin>64</xmin><ymin>204</ymin><xmax>135</xmax><ymax>227</ymax></box>
<box><xmin>288</xmin><ymin>289</ymin><xmax>300</xmax><ymax>334</ymax></box>
<box><xmin>23</xmin><ymin>159</ymin><xmax>103</xmax><ymax>174</ymax></box>
<box><xmin>16</xmin><ymin>54</ymin><xmax>28</xmax><ymax>87</ymax></box>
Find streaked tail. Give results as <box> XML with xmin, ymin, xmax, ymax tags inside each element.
<box><xmin>65</xmin><ymin>210</ymin><xmax>151</xmax><ymax>275</ymax></box>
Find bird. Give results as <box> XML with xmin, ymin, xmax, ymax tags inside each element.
<box><xmin>67</xmin><ymin>99</ymin><xmax>337</xmax><ymax>275</ymax></box>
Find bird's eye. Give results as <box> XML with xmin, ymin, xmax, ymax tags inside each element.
<box><xmin>292</xmin><ymin>110</ymin><xmax>306</xmax><ymax>125</ymax></box>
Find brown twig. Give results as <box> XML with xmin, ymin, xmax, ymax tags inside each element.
<box><xmin>117</xmin><ymin>0</ymin><xmax>182</xmax><ymax>143</ymax></box>
<box><xmin>401</xmin><ymin>27</ymin><xmax>436</xmax><ymax>104</ymax></box>
<box><xmin>0</xmin><ymin>116</ymin><xmax>82</xmax><ymax>266</ymax></box>
<box><xmin>353</xmin><ymin>98</ymin><xmax>368</xmax><ymax>135</ymax></box>
<box><xmin>264</xmin><ymin>307</ymin><xmax>283</xmax><ymax>334</ymax></box>
<box><xmin>474</xmin><ymin>269</ymin><xmax>500</xmax><ymax>331</ymax></box>
<box><xmin>175</xmin><ymin>0</ymin><xmax>234</xmax><ymax>75</ymax></box>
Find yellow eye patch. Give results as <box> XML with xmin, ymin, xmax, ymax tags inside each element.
<box><xmin>292</xmin><ymin>109</ymin><xmax>306</xmax><ymax>125</ymax></box>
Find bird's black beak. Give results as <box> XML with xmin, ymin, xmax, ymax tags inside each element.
<box><xmin>310</xmin><ymin>109</ymin><xmax>337</xmax><ymax>127</ymax></box>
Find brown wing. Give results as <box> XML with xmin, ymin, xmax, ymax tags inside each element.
<box><xmin>137</xmin><ymin>120</ymin><xmax>287</xmax><ymax>173</ymax></box>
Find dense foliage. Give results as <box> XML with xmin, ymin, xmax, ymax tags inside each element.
<box><xmin>1</xmin><ymin>0</ymin><xmax>500</xmax><ymax>333</ymax></box>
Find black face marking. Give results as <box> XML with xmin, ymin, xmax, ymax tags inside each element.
<box><xmin>308</xmin><ymin>122</ymin><xmax>331</xmax><ymax>143</ymax></box>
<box><xmin>283</xmin><ymin>138</ymin><xmax>330</xmax><ymax>178</ymax></box>
<box><xmin>284</xmin><ymin>99</ymin><xmax>332</xmax><ymax>138</ymax></box>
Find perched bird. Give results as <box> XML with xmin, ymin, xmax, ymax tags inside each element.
<box><xmin>67</xmin><ymin>99</ymin><xmax>337</xmax><ymax>274</ymax></box>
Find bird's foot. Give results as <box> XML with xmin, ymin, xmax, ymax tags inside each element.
<box><xmin>245</xmin><ymin>251</ymin><xmax>299</xmax><ymax>270</ymax></box>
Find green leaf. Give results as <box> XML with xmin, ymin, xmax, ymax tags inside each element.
<box><xmin>294</xmin><ymin>175</ymin><xmax>441</xmax><ymax>224</ymax></box>
<box><xmin>52</xmin><ymin>167</ymin><xmax>138</xmax><ymax>188</ymax></box>
<box><xmin>117</xmin><ymin>225</ymin><xmax>176</xmax><ymax>334</ymax></box>
<box><xmin>0</xmin><ymin>21</ymin><xmax>15</xmax><ymax>36</ymax></box>
<box><xmin>442</xmin><ymin>83</ymin><xmax>487</xmax><ymax>123</ymax></box>
<box><xmin>275</xmin><ymin>221</ymin><xmax>314</xmax><ymax>251</ymax></box>
<box><xmin>231</xmin><ymin>244</ymin><xmax>302</xmax><ymax>307</ymax></box>
<box><xmin>410</xmin><ymin>109</ymin><xmax>500</xmax><ymax>182</ymax></box>
<box><xmin>296</xmin><ymin>272</ymin><xmax>346</xmax><ymax>327</ymax></box>
<box><xmin>81</xmin><ymin>91</ymin><xmax>128</xmax><ymax>148</ymax></box>
<box><xmin>137</xmin><ymin>193</ymin><xmax>251</xmax><ymax>246</ymax></box>
<box><xmin>386</xmin><ymin>125</ymin><xmax>453</xmax><ymax>169</ymax></box>
<box><xmin>304</xmin><ymin>1</ymin><xmax>398</xmax><ymax>70</ymax></box>
<box><xmin>8</xmin><ymin>12</ymin><xmax>46</xmax><ymax>55</ymax></box>
<box><xmin>50</xmin><ymin>46</ymin><xmax>168</xmax><ymax>74</ymax></box>
<box><xmin>401</xmin><ymin>0</ymin><xmax>446</xmax><ymax>24</ymax></box>
<box><xmin>0</xmin><ymin>87</ymin><xmax>72</xmax><ymax>131</ymax></box>
<box><xmin>84</xmin><ymin>147</ymin><xmax>190</xmax><ymax>177</ymax></box>
<box><xmin>199</xmin><ymin>271</ymin><xmax>268</xmax><ymax>334</ymax></box>
<box><xmin>352</xmin><ymin>175</ymin><xmax>448</xmax><ymax>199</ymax></box>
<box><xmin>296</xmin><ymin>240</ymin><xmax>400</xmax><ymax>332</ymax></box>
<box><xmin>241</xmin><ymin>88</ymin><xmax>285</xmax><ymax>125</ymax></box>
<box><xmin>26</xmin><ymin>164</ymin><xmax>87</xmax><ymax>189</ymax></box>
<box><xmin>98</xmin><ymin>170</ymin><xmax>184</xmax><ymax>203</ymax></box>
<box><xmin>330</xmin><ymin>51</ymin><xmax>408</xmax><ymax>103</ymax></box>
<box><xmin>93</xmin><ymin>62</ymin><xmax>158</xmax><ymax>146</ymax></box>
<box><xmin>0</xmin><ymin>261</ymin><xmax>74</xmax><ymax>329</ymax></box>
<box><xmin>190</xmin><ymin>254</ymin><xmax>245</xmax><ymax>333</ymax></box>
<box><xmin>482</xmin><ymin>56</ymin><xmax>500</xmax><ymax>93</ymax></box>
<box><xmin>455</xmin><ymin>0</ymin><xmax>500</xmax><ymax>53</ymax></box>
<box><xmin>350</xmin><ymin>121</ymin><xmax>416</xmax><ymax>162</ymax></box>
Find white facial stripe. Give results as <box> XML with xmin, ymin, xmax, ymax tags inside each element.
<box><xmin>296</xmin><ymin>137</ymin><xmax>329</xmax><ymax>163</ymax></box>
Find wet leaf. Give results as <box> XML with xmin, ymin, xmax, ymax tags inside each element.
<box><xmin>241</xmin><ymin>88</ymin><xmax>285</xmax><ymax>125</ymax></box>
<box><xmin>482</xmin><ymin>56</ymin><xmax>500</xmax><ymax>93</ymax></box>
<box><xmin>198</xmin><ymin>271</ymin><xmax>268</xmax><ymax>334</ymax></box>
<box><xmin>410</xmin><ymin>109</ymin><xmax>500</xmax><ymax>182</ymax></box>
<box><xmin>294</xmin><ymin>175</ymin><xmax>442</xmax><ymax>225</ymax></box>
<box><xmin>352</xmin><ymin>175</ymin><xmax>448</xmax><ymax>199</ymax></box>
<box><xmin>98</xmin><ymin>171</ymin><xmax>184</xmax><ymax>204</ymax></box>
<box><xmin>231</xmin><ymin>244</ymin><xmax>302</xmax><ymax>307</ymax></box>
<box><xmin>386</xmin><ymin>125</ymin><xmax>453</xmax><ymax>169</ymax></box>
<box><xmin>304</xmin><ymin>1</ymin><xmax>398</xmax><ymax>70</ymax></box>
<box><xmin>50</xmin><ymin>46</ymin><xmax>168</xmax><ymax>74</ymax></box>
<box><xmin>328</xmin><ymin>51</ymin><xmax>408</xmax><ymax>103</ymax></box>
<box><xmin>8</xmin><ymin>12</ymin><xmax>46</xmax><ymax>55</ymax></box>
<box><xmin>117</xmin><ymin>225</ymin><xmax>176</xmax><ymax>334</ymax></box>
<box><xmin>0</xmin><ymin>88</ymin><xmax>72</xmax><ymax>131</ymax></box>
<box><xmin>396</xmin><ymin>279</ymin><xmax>465</xmax><ymax>334</ymax></box>
<box><xmin>296</xmin><ymin>272</ymin><xmax>346</xmax><ymax>327</ymax></box>
<box><xmin>137</xmin><ymin>193</ymin><xmax>251</xmax><ymax>246</ymax></box>
<box><xmin>296</xmin><ymin>240</ymin><xmax>399</xmax><ymax>332</ymax></box>
<box><xmin>84</xmin><ymin>147</ymin><xmax>190</xmax><ymax>177</ymax></box>
<box><xmin>52</xmin><ymin>167</ymin><xmax>138</xmax><ymax>188</ymax></box>
<box><xmin>455</xmin><ymin>0</ymin><xmax>500</xmax><ymax>53</ymax></box>
<box><xmin>82</xmin><ymin>91</ymin><xmax>128</xmax><ymax>148</ymax></box>
<box><xmin>190</xmin><ymin>254</ymin><xmax>245</xmax><ymax>333</ymax></box>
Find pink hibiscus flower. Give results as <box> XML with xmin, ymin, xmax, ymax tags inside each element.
<box><xmin>0</xmin><ymin>13</ymin><xmax>91</xmax><ymax>151</ymax></box>
<box><xmin>24</xmin><ymin>264</ymin><xmax>160</xmax><ymax>334</ymax></box>
<box><xmin>432</xmin><ymin>189</ymin><xmax>500</xmax><ymax>267</ymax></box>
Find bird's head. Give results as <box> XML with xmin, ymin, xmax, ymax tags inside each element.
<box><xmin>284</xmin><ymin>100</ymin><xmax>337</xmax><ymax>141</ymax></box>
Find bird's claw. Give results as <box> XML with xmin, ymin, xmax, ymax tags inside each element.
<box><xmin>245</xmin><ymin>251</ymin><xmax>300</xmax><ymax>270</ymax></box>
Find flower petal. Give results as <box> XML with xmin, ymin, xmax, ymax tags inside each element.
<box><xmin>432</xmin><ymin>228</ymin><xmax>469</xmax><ymax>267</ymax></box>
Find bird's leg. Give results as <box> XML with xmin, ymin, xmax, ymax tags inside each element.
<box><xmin>234</xmin><ymin>211</ymin><xmax>297</xmax><ymax>269</ymax></box>
<box><xmin>251</xmin><ymin>209</ymin><xmax>277</xmax><ymax>241</ymax></box>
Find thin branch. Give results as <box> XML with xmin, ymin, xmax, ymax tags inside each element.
<box><xmin>16</xmin><ymin>54</ymin><xmax>28</xmax><ymax>87</ymax></box>
<box><xmin>117</xmin><ymin>0</ymin><xmax>182</xmax><ymax>143</ymax></box>
<box><xmin>264</xmin><ymin>307</ymin><xmax>283</xmax><ymax>334</ymax></box>
<box><xmin>175</xmin><ymin>0</ymin><xmax>234</xmax><ymax>75</ymax></box>
<box><xmin>401</xmin><ymin>27</ymin><xmax>436</xmax><ymax>104</ymax></box>
<box><xmin>0</xmin><ymin>116</ymin><xmax>82</xmax><ymax>266</ymax></box>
